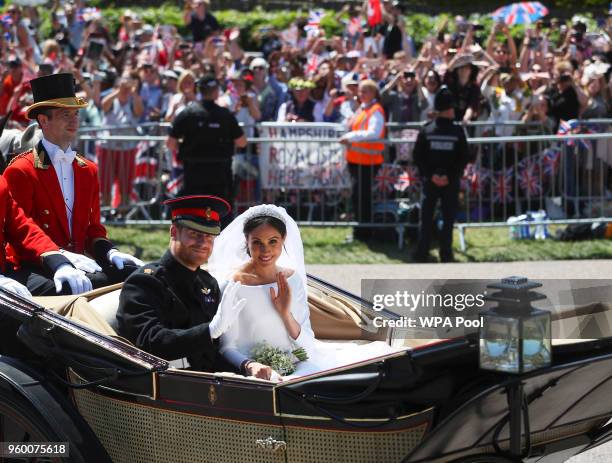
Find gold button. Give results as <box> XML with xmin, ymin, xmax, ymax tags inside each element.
<box><xmin>43</xmin><ymin>209</ymin><xmax>49</xmax><ymax>215</ymax></box>
<box><xmin>43</xmin><ymin>224</ymin><xmax>49</xmax><ymax>229</ymax></box>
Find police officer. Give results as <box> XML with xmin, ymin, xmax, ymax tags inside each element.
<box><xmin>116</xmin><ymin>195</ymin><xmax>246</xmax><ymax>372</ymax></box>
<box><xmin>413</xmin><ymin>87</ymin><xmax>470</xmax><ymax>263</ymax></box>
<box><xmin>166</xmin><ymin>74</ymin><xmax>247</xmax><ymax>211</ymax></box>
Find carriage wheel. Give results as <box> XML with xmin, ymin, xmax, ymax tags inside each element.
<box><xmin>0</xmin><ymin>386</ymin><xmax>67</xmax><ymax>463</ymax></box>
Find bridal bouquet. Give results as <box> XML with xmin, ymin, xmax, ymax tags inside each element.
<box><xmin>251</xmin><ymin>343</ymin><xmax>308</xmax><ymax>376</ymax></box>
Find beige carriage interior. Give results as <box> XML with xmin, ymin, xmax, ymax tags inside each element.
<box><xmin>33</xmin><ymin>280</ymin><xmax>424</xmax><ymax>360</ymax></box>
<box><xmin>33</xmin><ymin>281</ymin><xmax>612</xmax><ymax>369</ymax></box>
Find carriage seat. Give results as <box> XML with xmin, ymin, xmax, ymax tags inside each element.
<box><xmin>88</xmin><ymin>288</ymin><xmax>122</xmax><ymax>332</ymax></box>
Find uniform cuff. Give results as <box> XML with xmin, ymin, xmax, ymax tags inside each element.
<box><xmin>41</xmin><ymin>252</ymin><xmax>73</xmax><ymax>274</ymax></box>
<box><xmin>184</xmin><ymin>323</ymin><xmax>214</xmax><ymax>350</ymax></box>
<box><xmin>93</xmin><ymin>239</ymin><xmax>115</xmax><ymax>265</ymax></box>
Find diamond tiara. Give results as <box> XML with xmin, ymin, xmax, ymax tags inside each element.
<box><xmin>242</xmin><ymin>205</ymin><xmax>286</xmax><ymax>224</ymax></box>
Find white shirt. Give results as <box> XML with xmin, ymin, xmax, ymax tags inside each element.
<box><xmin>42</xmin><ymin>137</ymin><xmax>75</xmax><ymax>236</ymax></box>
<box><xmin>342</xmin><ymin>101</ymin><xmax>385</xmax><ymax>142</ymax></box>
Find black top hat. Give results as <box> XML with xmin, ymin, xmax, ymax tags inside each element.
<box><xmin>163</xmin><ymin>195</ymin><xmax>231</xmax><ymax>235</ymax></box>
<box><xmin>25</xmin><ymin>73</ymin><xmax>88</xmax><ymax>119</ymax></box>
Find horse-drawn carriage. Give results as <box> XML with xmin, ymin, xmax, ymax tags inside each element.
<box><xmin>0</xmin><ymin>275</ymin><xmax>611</xmax><ymax>462</ymax></box>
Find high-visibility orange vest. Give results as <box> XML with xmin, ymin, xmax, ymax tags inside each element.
<box><xmin>346</xmin><ymin>102</ymin><xmax>386</xmax><ymax>165</ymax></box>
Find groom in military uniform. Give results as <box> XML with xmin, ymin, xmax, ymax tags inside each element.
<box><xmin>116</xmin><ymin>195</ymin><xmax>246</xmax><ymax>372</ymax></box>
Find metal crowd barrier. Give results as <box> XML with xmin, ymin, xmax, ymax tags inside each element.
<box><xmin>77</xmin><ymin>124</ymin><xmax>169</xmax><ymax>220</ymax></box>
<box><xmin>76</xmin><ymin>122</ymin><xmax>612</xmax><ymax>250</ymax></box>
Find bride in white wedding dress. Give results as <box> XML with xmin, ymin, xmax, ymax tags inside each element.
<box><xmin>208</xmin><ymin>204</ymin><xmax>397</xmax><ymax>381</ymax></box>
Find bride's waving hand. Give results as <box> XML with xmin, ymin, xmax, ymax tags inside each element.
<box><xmin>270</xmin><ymin>272</ymin><xmax>292</xmax><ymax>318</ymax></box>
<box><xmin>270</xmin><ymin>272</ymin><xmax>302</xmax><ymax>341</ymax></box>
<box><xmin>208</xmin><ymin>205</ymin><xmax>315</xmax><ymax>380</ymax></box>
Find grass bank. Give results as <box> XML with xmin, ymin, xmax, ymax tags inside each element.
<box><xmin>107</xmin><ymin>225</ymin><xmax>612</xmax><ymax>264</ymax></box>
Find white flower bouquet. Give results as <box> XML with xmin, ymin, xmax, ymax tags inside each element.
<box><xmin>250</xmin><ymin>343</ymin><xmax>308</xmax><ymax>376</ymax></box>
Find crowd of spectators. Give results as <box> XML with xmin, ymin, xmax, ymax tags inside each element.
<box><xmin>0</xmin><ymin>0</ymin><xmax>610</xmax><ymax>222</ymax></box>
<box><xmin>0</xmin><ymin>1</ymin><xmax>611</xmax><ymax>134</ymax></box>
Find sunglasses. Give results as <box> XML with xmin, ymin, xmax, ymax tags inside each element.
<box><xmin>403</xmin><ymin>71</ymin><xmax>416</xmax><ymax>79</ymax></box>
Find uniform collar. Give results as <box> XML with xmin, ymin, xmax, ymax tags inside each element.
<box><xmin>161</xmin><ymin>249</ymin><xmax>201</xmax><ymax>281</ymax></box>
<box><xmin>33</xmin><ymin>139</ymin><xmax>86</xmax><ymax>169</ymax></box>
<box><xmin>42</xmin><ymin>137</ymin><xmax>76</xmax><ymax>165</ymax></box>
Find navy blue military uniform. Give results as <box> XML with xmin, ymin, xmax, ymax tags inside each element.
<box><xmin>116</xmin><ymin>195</ymin><xmax>235</xmax><ymax>372</ymax></box>
<box><xmin>413</xmin><ymin>89</ymin><xmax>470</xmax><ymax>262</ymax></box>
<box><xmin>117</xmin><ymin>250</ymin><xmax>226</xmax><ymax>371</ymax></box>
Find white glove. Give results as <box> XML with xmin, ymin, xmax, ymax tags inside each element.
<box><xmin>209</xmin><ymin>281</ymin><xmax>247</xmax><ymax>339</ymax></box>
<box><xmin>107</xmin><ymin>249</ymin><xmax>144</xmax><ymax>270</ymax></box>
<box><xmin>53</xmin><ymin>264</ymin><xmax>92</xmax><ymax>294</ymax></box>
<box><xmin>0</xmin><ymin>274</ymin><xmax>33</xmax><ymax>301</ymax></box>
<box><xmin>59</xmin><ymin>249</ymin><xmax>102</xmax><ymax>273</ymax></box>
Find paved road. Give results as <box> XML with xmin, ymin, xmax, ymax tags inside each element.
<box><xmin>306</xmin><ymin>260</ymin><xmax>612</xmax><ymax>462</ymax></box>
<box><xmin>307</xmin><ymin>260</ymin><xmax>612</xmax><ymax>296</ymax></box>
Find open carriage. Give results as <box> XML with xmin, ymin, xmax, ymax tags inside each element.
<box><xmin>0</xmin><ymin>275</ymin><xmax>611</xmax><ymax>463</ymax></box>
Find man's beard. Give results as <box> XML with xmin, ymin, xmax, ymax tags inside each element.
<box><xmin>178</xmin><ymin>247</ymin><xmax>210</xmax><ymax>268</ymax></box>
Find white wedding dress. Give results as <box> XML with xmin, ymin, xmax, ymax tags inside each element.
<box><xmin>210</xmin><ymin>204</ymin><xmax>400</xmax><ymax>380</ymax></box>
<box><xmin>219</xmin><ymin>272</ymin><xmax>398</xmax><ymax>380</ymax></box>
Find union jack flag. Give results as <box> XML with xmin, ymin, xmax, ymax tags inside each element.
<box><xmin>133</xmin><ymin>141</ymin><xmax>158</xmax><ymax>185</ymax></box>
<box><xmin>541</xmin><ymin>148</ymin><xmax>561</xmax><ymax>176</ymax></box>
<box><xmin>519</xmin><ymin>165</ymin><xmax>542</xmax><ymax>196</ymax></box>
<box><xmin>491</xmin><ymin>168</ymin><xmax>513</xmax><ymax>203</ymax></box>
<box><xmin>304</xmin><ymin>10</ymin><xmax>325</xmax><ymax>37</ymax></box>
<box><xmin>373</xmin><ymin>164</ymin><xmax>399</xmax><ymax>195</ymax></box>
<box><xmin>557</xmin><ymin>119</ymin><xmax>592</xmax><ymax>151</ymax></box>
<box><xmin>394</xmin><ymin>166</ymin><xmax>420</xmax><ymax>192</ymax></box>
<box><xmin>77</xmin><ymin>7</ymin><xmax>102</xmax><ymax>23</ymax></box>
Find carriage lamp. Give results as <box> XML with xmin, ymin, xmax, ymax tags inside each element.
<box><xmin>479</xmin><ymin>276</ymin><xmax>551</xmax><ymax>374</ymax></box>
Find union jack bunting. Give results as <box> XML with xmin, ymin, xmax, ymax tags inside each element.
<box><xmin>491</xmin><ymin>168</ymin><xmax>514</xmax><ymax>203</ymax></box>
<box><xmin>373</xmin><ymin>164</ymin><xmax>400</xmax><ymax>195</ymax></box>
<box><xmin>519</xmin><ymin>165</ymin><xmax>542</xmax><ymax>196</ymax></box>
<box><xmin>541</xmin><ymin>148</ymin><xmax>561</xmax><ymax>176</ymax></box>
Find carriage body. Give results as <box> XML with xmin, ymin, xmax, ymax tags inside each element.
<box><xmin>0</xmin><ymin>275</ymin><xmax>611</xmax><ymax>463</ymax></box>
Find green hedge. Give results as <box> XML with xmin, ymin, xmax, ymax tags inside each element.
<box><xmin>32</xmin><ymin>4</ymin><xmax>600</xmax><ymax>52</ymax></box>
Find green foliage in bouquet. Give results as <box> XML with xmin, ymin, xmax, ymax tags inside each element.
<box><xmin>251</xmin><ymin>343</ymin><xmax>308</xmax><ymax>376</ymax></box>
